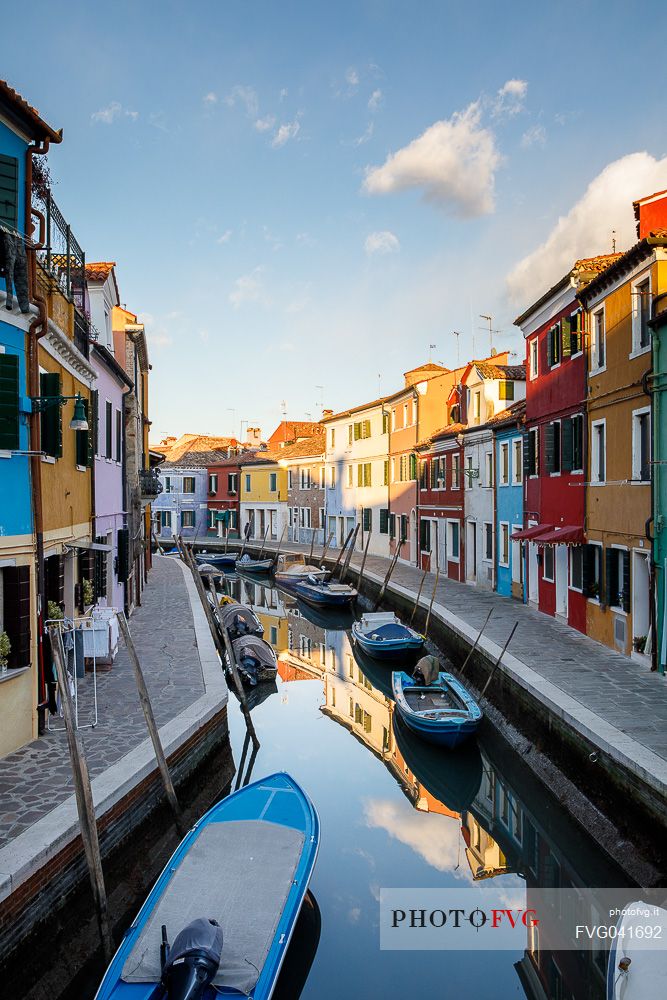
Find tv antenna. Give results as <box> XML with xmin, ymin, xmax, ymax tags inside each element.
<box><xmin>315</xmin><ymin>385</ymin><xmax>324</xmax><ymax>413</ymax></box>
<box><xmin>280</xmin><ymin>400</ymin><xmax>287</xmax><ymax>419</ymax></box>
<box><xmin>452</xmin><ymin>331</ymin><xmax>462</xmax><ymax>366</ymax></box>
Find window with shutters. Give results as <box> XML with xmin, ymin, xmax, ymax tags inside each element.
<box><xmin>330</xmin><ymin>428</ymin><xmax>335</xmax><ymax>448</ymax></box>
<box><xmin>547</xmin><ymin>420</ymin><xmax>561</xmax><ymax>474</ymax></box>
<box><xmin>383</xmin><ymin>459</ymin><xmax>389</xmax><ymax>485</ymax></box>
<box><xmin>207</xmin><ymin>508</ymin><xmax>217</xmax><ymax>530</ymax></box>
<box><xmin>499</xmin><ymin>523</ymin><xmax>510</xmax><ymax>567</ymax></box>
<box><xmin>183</xmin><ymin>476</ymin><xmax>196</xmax><ymax>494</ymax></box>
<box><xmin>591</xmin><ymin>420</ymin><xmax>606</xmax><ymax>484</ymax></box>
<box><xmin>105</xmin><ymin>400</ymin><xmax>113</xmax><ymax>458</ymax></box>
<box><xmin>382</xmin><ymin>412</ymin><xmax>389</xmax><ymax>434</ymax></box>
<box><xmin>40</xmin><ymin>371</ymin><xmax>62</xmax><ymax>458</ymax></box>
<box><xmin>437</xmin><ymin>455</ymin><xmax>446</xmax><ymax>488</ymax></box>
<box><xmin>451</xmin><ymin>453</ymin><xmax>461</xmax><ymax>489</ymax></box>
<box><xmin>208</xmin><ymin>474</ymin><xmax>218</xmax><ymax>494</ymax></box>
<box><xmin>348</xmin><ymin>464</ymin><xmax>353</xmax><ymax>487</ymax></box>
<box><xmin>228</xmin><ymin>472</ymin><xmax>238</xmax><ymax>494</ymax></box>
<box><xmin>269</xmin><ymin>472</ymin><xmax>277</xmax><ymax>492</ymax></box>
<box><xmin>512</xmin><ymin>438</ymin><xmax>523</xmax><ymax>485</ymax></box>
<box><xmin>483</xmin><ymin>522</ymin><xmax>493</xmax><ymax>561</ymax></box>
<box><xmin>420</xmin><ymin>518</ymin><xmax>431</xmax><ymax>552</ymax></box>
<box><xmin>569</xmin><ymin>547</ymin><xmax>583</xmax><ymax>592</ymax></box>
<box><xmin>631</xmin><ymin>408</ymin><xmax>651</xmax><ymax>482</ymax></box>
<box><xmin>448</xmin><ymin>519</ymin><xmax>460</xmax><ymax>560</ymax></box>
<box><xmin>181</xmin><ymin>510</ymin><xmax>195</xmax><ymax>528</ymax></box>
<box><xmin>0</xmin><ymin>154</ymin><xmax>19</xmax><ymax>230</ymax></box>
<box><xmin>498</xmin><ymin>380</ymin><xmax>514</xmax><ymax>401</ymax></box>
<box><xmin>591</xmin><ymin>307</ymin><xmax>606</xmax><ymax>371</ymax></box>
<box><xmin>353</xmin><ymin>419</ymin><xmax>371</xmax><ymax>440</ymax></box>
<box><xmin>631</xmin><ymin>275</ymin><xmax>651</xmax><ymax>355</ymax></box>
<box><xmin>582</xmin><ymin>543</ymin><xmax>602</xmax><ymax>599</ymax></box>
<box><xmin>0</xmin><ymin>352</ymin><xmax>20</xmax><ymax>451</ymax></box>
<box><xmin>389</xmin><ymin>512</ymin><xmax>396</xmax><ymax>538</ymax></box>
<box><xmin>379</xmin><ymin>508</ymin><xmax>389</xmax><ymax>534</ymax></box>
<box><xmin>499</xmin><ymin>442</ymin><xmax>509</xmax><ymax>485</ymax></box>
<box><xmin>329</xmin><ymin>465</ymin><xmax>336</xmax><ymax>488</ymax></box>
<box><xmin>484</xmin><ymin>451</ymin><xmax>493</xmax><ymax>487</ymax></box>
<box><xmin>526</xmin><ymin>427</ymin><xmax>539</xmax><ymax>477</ymax></box>
<box><xmin>1</xmin><ymin>565</ymin><xmax>31</xmax><ymax>668</ymax></box>
<box><xmin>529</xmin><ymin>338</ymin><xmax>538</xmax><ymax>381</ymax></box>
<box><xmin>569</xmin><ymin>309</ymin><xmax>584</xmax><ymax>355</ymax></box>
<box><xmin>160</xmin><ymin>510</ymin><xmax>172</xmax><ymax>528</ymax></box>
<box><xmin>547</xmin><ymin>322</ymin><xmax>562</xmax><ymax>367</ymax></box>
<box><xmin>115</xmin><ymin>409</ymin><xmax>122</xmax><ymax>463</ymax></box>
<box><xmin>400</xmin><ymin>514</ymin><xmax>408</xmax><ymax>542</ymax></box>
<box><xmin>357</xmin><ymin>462</ymin><xmax>371</xmax><ymax>487</ymax></box>
<box><xmin>409</xmin><ymin>453</ymin><xmax>417</xmax><ymax>480</ymax></box>
<box><xmin>363</xmin><ymin>508</ymin><xmax>371</xmax><ymax>532</ymax></box>
<box><xmin>348</xmin><ymin>423</ymin><xmax>353</xmax><ymax>445</ymax></box>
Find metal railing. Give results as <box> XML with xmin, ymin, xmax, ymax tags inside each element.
<box><xmin>74</xmin><ymin>309</ymin><xmax>90</xmax><ymax>358</ymax></box>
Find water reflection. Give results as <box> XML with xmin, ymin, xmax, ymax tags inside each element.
<box><xmin>221</xmin><ymin>578</ymin><xmax>633</xmax><ymax>1000</ymax></box>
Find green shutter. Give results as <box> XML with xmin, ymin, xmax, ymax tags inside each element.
<box><xmin>117</xmin><ymin>528</ymin><xmax>130</xmax><ymax>582</ymax></box>
<box><xmin>379</xmin><ymin>508</ymin><xmax>389</xmax><ymax>534</ymax></box>
<box><xmin>546</xmin><ymin>328</ymin><xmax>553</xmax><ymax>366</ymax></box>
<box><xmin>353</xmin><ymin>422</ymin><xmax>361</xmax><ymax>441</ymax></box>
<box><xmin>544</xmin><ymin>423</ymin><xmax>555</xmax><ymax>474</ymax></box>
<box><xmin>0</xmin><ymin>353</ymin><xmax>20</xmax><ymax>450</ymax></box>
<box><xmin>363</xmin><ymin>508</ymin><xmax>371</xmax><ymax>531</ymax></box>
<box><xmin>561</xmin><ymin>417</ymin><xmax>573</xmax><ymax>472</ymax></box>
<box><xmin>523</xmin><ymin>431</ymin><xmax>533</xmax><ymax>478</ymax></box>
<box><xmin>40</xmin><ymin>371</ymin><xmax>62</xmax><ymax>458</ymax></box>
<box><xmin>389</xmin><ymin>513</ymin><xmax>396</xmax><ymax>539</ymax></box>
<box><xmin>409</xmin><ymin>453</ymin><xmax>417</xmax><ymax>480</ymax></box>
<box><xmin>561</xmin><ymin>316</ymin><xmax>572</xmax><ymax>358</ymax></box>
<box><xmin>622</xmin><ymin>551</ymin><xmax>631</xmax><ymax>613</ymax></box>
<box><xmin>603</xmin><ymin>548</ymin><xmax>614</xmax><ymax>609</ymax></box>
<box><xmin>0</xmin><ymin>154</ymin><xmax>18</xmax><ymax>229</ymax></box>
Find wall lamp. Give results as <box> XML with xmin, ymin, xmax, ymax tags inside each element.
<box><xmin>32</xmin><ymin>393</ymin><xmax>89</xmax><ymax>431</ymax></box>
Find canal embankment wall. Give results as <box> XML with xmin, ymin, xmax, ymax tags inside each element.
<box><xmin>0</xmin><ymin>557</ymin><xmax>229</xmax><ymax>960</ymax></box>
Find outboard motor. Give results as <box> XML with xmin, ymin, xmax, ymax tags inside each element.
<box><xmin>161</xmin><ymin>917</ymin><xmax>223</xmax><ymax>1000</ymax></box>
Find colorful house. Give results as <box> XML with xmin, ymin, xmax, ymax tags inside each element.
<box><xmin>275</xmin><ymin>435</ymin><xmax>326</xmax><ymax>544</ymax></box>
<box><xmin>206</xmin><ymin>451</ymin><xmax>264</xmax><ymax>539</ymax></box>
<box><xmin>650</xmin><ymin>302</ymin><xmax>667</xmax><ymax>672</ymax></box>
<box><xmin>239</xmin><ymin>457</ymin><xmax>288</xmax><ymax>541</ymax></box>
<box><xmin>154</xmin><ymin>448</ymin><xmax>230</xmax><ymax>539</ymax></box>
<box><xmin>493</xmin><ymin>402</ymin><xmax>525</xmax><ymax>600</ymax></box>
<box><xmin>577</xmin><ymin>198</ymin><xmax>665</xmax><ymax>661</ymax></box>
<box><xmin>416</xmin><ymin>426</ymin><xmax>465</xmax><ymax>578</ymax></box>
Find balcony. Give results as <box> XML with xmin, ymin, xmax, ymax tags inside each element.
<box><xmin>139</xmin><ymin>469</ymin><xmax>164</xmax><ymax>502</ymax></box>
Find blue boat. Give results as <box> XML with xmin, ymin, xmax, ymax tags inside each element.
<box><xmin>392</xmin><ymin>669</ymin><xmax>482</xmax><ymax>748</ymax></box>
<box><xmin>274</xmin><ymin>553</ymin><xmax>356</xmax><ymax>608</ymax></box>
<box><xmin>95</xmin><ymin>772</ymin><xmax>319</xmax><ymax>1000</ymax></box>
<box><xmin>195</xmin><ymin>551</ymin><xmax>238</xmax><ymax>569</ymax></box>
<box><xmin>351</xmin><ymin>612</ymin><xmax>424</xmax><ymax>661</ymax></box>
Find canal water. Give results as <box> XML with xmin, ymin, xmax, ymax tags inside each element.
<box><xmin>220</xmin><ymin>574</ymin><xmax>631</xmax><ymax>1000</ymax></box>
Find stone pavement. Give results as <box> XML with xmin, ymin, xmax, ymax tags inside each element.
<box><xmin>0</xmin><ymin>556</ymin><xmax>206</xmax><ymax>849</ymax></box>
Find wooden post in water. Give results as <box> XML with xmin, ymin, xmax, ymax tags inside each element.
<box><xmin>409</xmin><ymin>562</ymin><xmax>430</xmax><ymax>626</ymax></box>
<box><xmin>258</xmin><ymin>525</ymin><xmax>270</xmax><ymax>559</ymax></box>
<box><xmin>373</xmin><ymin>540</ymin><xmax>403</xmax><ymax>611</ymax></box>
<box><xmin>480</xmin><ymin>622</ymin><xmax>518</xmax><ymax>697</ymax></box>
<box><xmin>341</xmin><ymin>524</ymin><xmax>360</xmax><ymax>582</ymax></box>
<box><xmin>355</xmin><ymin>528</ymin><xmax>373</xmax><ymax>594</ymax></box>
<box><xmin>275</xmin><ymin>524</ymin><xmax>286</xmax><ymax>558</ymax></box>
<box><xmin>308</xmin><ymin>528</ymin><xmax>316</xmax><ymax>564</ymax></box>
<box><xmin>117</xmin><ymin>612</ymin><xmax>185</xmax><ymax>834</ymax></box>
<box><xmin>423</xmin><ymin>567</ymin><xmax>441</xmax><ymax>636</ymax></box>
<box><xmin>458</xmin><ymin>608</ymin><xmax>493</xmax><ymax>675</ymax></box>
<box><xmin>331</xmin><ymin>528</ymin><xmax>354</xmax><ymax>577</ymax></box>
<box><xmin>48</xmin><ymin>626</ymin><xmax>113</xmax><ymax>963</ymax></box>
<box><xmin>152</xmin><ymin>529</ymin><xmax>164</xmax><ymax>556</ymax></box>
<box><xmin>320</xmin><ymin>530</ymin><xmax>334</xmax><ymax>566</ymax></box>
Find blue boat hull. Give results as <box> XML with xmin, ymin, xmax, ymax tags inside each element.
<box><xmin>196</xmin><ymin>552</ymin><xmax>238</xmax><ymax>568</ymax></box>
<box><xmin>95</xmin><ymin>773</ymin><xmax>319</xmax><ymax>1000</ymax></box>
<box><xmin>276</xmin><ymin>576</ymin><xmax>356</xmax><ymax>608</ymax></box>
<box><xmin>352</xmin><ymin>629</ymin><xmax>423</xmax><ymax>661</ymax></box>
<box><xmin>399</xmin><ymin>711</ymin><xmax>480</xmax><ymax>748</ymax></box>
<box><xmin>392</xmin><ymin>671</ymin><xmax>482</xmax><ymax>749</ymax></box>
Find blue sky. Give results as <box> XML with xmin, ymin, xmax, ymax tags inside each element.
<box><xmin>9</xmin><ymin>1</ymin><xmax>667</xmax><ymax>441</ymax></box>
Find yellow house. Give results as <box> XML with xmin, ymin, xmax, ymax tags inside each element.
<box><xmin>239</xmin><ymin>458</ymin><xmax>288</xmax><ymax>541</ymax></box>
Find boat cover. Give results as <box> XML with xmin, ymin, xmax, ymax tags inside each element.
<box><xmin>121</xmin><ymin>820</ymin><xmax>305</xmax><ymax>994</ymax></box>
<box><xmin>414</xmin><ymin>655</ymin><xmax>440</xmax><ymax>685</ymax></box>
<box><xmin>163</xmin><ymin>917</ymin><xmax>223</xmax><ymax>971</ymax></box>
<box><xmin>219</xmin><ymin>603</ymin><xmax>262</xmax><ymax>638</ymax></box>
<box><xmin>365</xmin><ymin>622</ymin><xmax>409</xmax><ymax>640</ymax></box>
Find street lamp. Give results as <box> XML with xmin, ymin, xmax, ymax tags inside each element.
<box><xmin>32</xmin><ymin>392</ymin><xmax>89</xmax><ymax>431</ymax></box>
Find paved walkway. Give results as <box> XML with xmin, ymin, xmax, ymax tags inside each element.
<box><xmin>0</xmin><ymin>557</ymin><xmax>206</xmax><ymax>849</ymax></box>
<box><xmin>214</xmin><ymin>538</ymin><xmax>667</xmax><ymax>770</ymax></box>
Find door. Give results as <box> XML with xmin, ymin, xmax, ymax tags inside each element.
<box><xmin>633</xmin><ymin>550</ymin><xmax>650</xmax><ymax>647</ymax></box>
<box><xmin>528</xmin><ymin>536</ymin><xmax>539</xmax><ymax>605</ymax></box>
<box><xmin>555</xmin><ymin>544</ymin><xmax>568</xmax><ymax>617</ymax></box>
<box><xmin>436</xmin><ymin>518</ymin><xmax>447</xmax><ymax>574</ymax></box>
<box><xmin>466</xmin><ymin>521</ymin><xmax>477</xmax><ymax>584</ymax></box>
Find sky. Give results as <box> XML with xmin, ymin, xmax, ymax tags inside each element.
<box><xmin>9</xmin><ymin>1</ymin><xmax>667</xmax><ymax>442</ymax></box>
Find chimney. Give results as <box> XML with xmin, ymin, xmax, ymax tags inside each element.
<box><xmin>633</xmin><ymin>190</ymin><xmax>667</xmax><ymax>239</ymax></box>
<box><xmin>321</xmin><ymin>408</ymin><xmax>333</xmax><ymax>418</ymax></box>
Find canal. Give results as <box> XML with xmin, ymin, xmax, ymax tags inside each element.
<box><xmin>219</xmin><ymin>574</ymin><xmax>632</xmax><ymax>1000</ymax></box>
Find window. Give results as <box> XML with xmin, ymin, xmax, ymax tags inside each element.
<box><xmin>409</xmin><ymin>453</ymin><xmax>417</xmax><ymax>480</ymax></box>
<box><xmin>451</xmin><ymin>453</ymin><xmax>461</xmax><ymax>489</ymax></box>
<box><xmin>526</xmin><ymin>427</ymin><xmax>539</xmax><ymax>477</ymax></box>
<box><xmin>160</xmin><ymin>510</ymin><xmax>172</xmax><ymax>528</ymax></box>
<box><xmin>353</xmin><ymin>419</ymin><xmax>371</xmax><ymax>440</ymax></box>
<box><xmin>512</xmin><ymin>439</ymin><xmax>523</xmax><ymax>485</ymax></box>
<box><xmin>245</xmin><ymin>473</ymin><xmax>251</xmax><ymax>492</ymax></box>
<box><xmin>632</xmin><ymin>408</ymin><xmax>651</xmax><ymax>482</ymax></box>
<box><xmin>389</xmin><ymin>512</ymin><xmax>396</xmax><ymax>538</ymax></box>
<box><xmin>483</xmin><ymin>522</ymin><xmax>493</xmax><ymax>561</ymax></box>
<box><xmin>348</xmin><ymin>424</ymin><xmax>353</xmax><ymax>445</ymax></box>
<box><xmin>0</xmin><ymin>154</ymin><xmax>19</xmax><ymax>230</ymax></box>
<box><xmin>391</xmin><ymin>408</ymin><xmax>396</xmax><ymax>431</ymax></box>
<box><xmin>484</xmin><ymin>451</ymin><xmax>493</xmax><ymax>487</ymax></box>
<box><xmin>570</xmin><ymin>415</ymin><xmax>584</xmax><ymax>472</ymax></box>
<box><xmin>448</xmin><ymin>520</ymin><xmax>460</xmax><ymax>560</ymax></box>
<box><xmin>498</xmin><ymin>380</ymin><xmax>514</xmax><ymax>401</ymax></box>
<box><xmin>465</xmin><ymin>454</ymin><xmax>474</xmax><ymax>489</ymax></box>
<box><xmin>330</xmin><ymin>428</ymin><xmax>335</xmax><ymax>448</ymax></box>
<box><xmin>543</xmin><ymin>545</ymin><xmax>554</xmax><ymax>582</ymax></box>
<box><xmin>105</xmin><ymin>400</ymin><xmax>113</xmax><ymax>458</ymax></box>
<box><xmin>182</xmin><ymin>476</ymin><xmax>195</xmax><ymax>494</ymax></box>
<box><xmin>379</xmin><ymin>508</ymin><xmax>389</xmax><ymax>534</ymax></box>
<box><xmin>75</xmin><ymin>398</ymin><xmax>91</xmax><ymax>468</ymax></box>
<box><xmin>228</xmin><ymin>472</ymin><xmax>238</xmax><ymax>494</ymax></box>
<box><xmin>420</xmin><ymin>459</ymin><xmax>429</xmax><ymax>490</ymax></box>
<box><xmin>208</xmin><ymin>473</ymin><xmax>218</xmax><ymax>494</ymax></box>
<box><xmin>437</xmin><ymin>455</ymin><xmax>446</xmax><ymax>488</ymax></box>
<box><xmin>499</xmin><ymin>523</ymin><xmax>509</xmax><ymax>566</ymax></box>
<box><xmin>299</xmin><ymin>468</ymin><xmax>311</xmax><ymax>489</ymax></box>
<box><xmin>591</xmin><ymin>420</ymin><xmax>606</xmax><ymax>484</ymax></box>
<box><xmin>605</xmin><ymin>547</ymin><xmax>630</xmax><ymax>611</ymax></box>
<box><xmin>362</xmin><ymin>507</ymin><xmax>372</xmax><ymax>532</ymax></box>
<box><xmin>319</xmin><ymin>466</ymin><xmax>325</xmax><ymax>488</ymax></box>
<box><xmin>570</xmin><ymin>309</ymin><xmax>584</xmax><ymax>354</ymax></box>
<box><xmin>403</xmin><ymin>402</ymin><xmax>409</xmax><ymax>426</ymax></box>
<box><xmin>347</xmin><ymin>464</ymin><xmax>353</xmax><ymax>487</ymax></box>
<box><xmin>299</xmin><ymin>507</ymin><xmax>311</xmax><ymax>528</ymax></box>
<box><xmin>115</xmin><ymin>410</ymin><xmax>122</xmax><ymax>462</ymax></box>
<box><xmin>383</xmin><ymin>459</ymin><xmax>389</xmax><ymax>485</ymax></box>
<box><xmin>632</xmin><ymin>276</ymin><xmax>651</xmax><ymax>354</ymax></box>
<box><xmin>181</xmin><ymin>510</ymin><xmax>195</xmax><ymax>528</ymax></box>
<box><xmin>546</xmin><ymin>420</ymin><xmax>561</xmax><ymax>474</ymax></box>
<box><xmin>207</xmin><ymin>509</ymin><xmax>217</xmax><ymax>529</ymax></box>
<box><xmin>400</xmin><ymin>514</ymin><xmax>408</xmax><ymax>542</ymax></box>
<box><xmin>288</xmin><ymin>469</ymin><xmax>293</xmax><ymax>489</ymax></box>
<box><xmin>269</xmin><ymin>472</ymin><xmax>277</xmax><ymax>492</ymax></box>
<box><xmin>382</xmin><ymin>412</ymin><xmax>389</xmax><ymax>434</ymax></box>
<box><xmin>582</xmin><ymin>543</ymin><xmax>602</xmax><ymax>599</ymax></box>
<box><xmin>164</xmin><ymin>475</ymin><xmax>178</xmax><ymax>493</ymax></box>
<box><xmin>358</xmin><ymin>462</ymin><xmax>372</xmax><ymax>487</ymax></box>
<box><xmin>529</xmin><ymin>338</ymin><xmax>538</xmax><ymax>380</ymax></box>
<box><xmin>499</xmin><ymin>442</ymin><xmax>509</xmax><ymax>485</ymax></box>
<box><xmin>329</xmin><ymin>465</ymin><xmax>336</xmax><ymax>488</ymax></box>
<box><xmin>569</xmin><ymin>546</ymin><xmax>583</xmax><ymax>591</ymax></box>
<box><xmin>547</xmin><ymin>321</ymin><xmax>561</xmax><ymax>367</ymax></box>
<box><xmin>473</xmin><ymin>391</ymin><xmax>481</xmax><ymax>421</ymax></box>
<box><xmin>420</xmin><ymin>519</ymin><xmax>431</xmax><ymax>553</ymax></box>
<box><xmin>591</xmin><ymin>307</ymin><xmax>605</xmax><ymax>371</ymax></box>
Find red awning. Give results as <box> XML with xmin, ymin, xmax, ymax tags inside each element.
<box><xmin>535</xmin><ymin>525</ymin><xmax>585</xmax><ymax>546</ymax></box>
<box><xmin>510</xmin><ymin>524</ymin><xmax>553</xmax><ymax>542</ymax></box>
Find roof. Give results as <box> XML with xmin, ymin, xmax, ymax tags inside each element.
<box><xmin>207</xmin><ymin>451</ymin><xmax>269</xmax><ymax>470</ymax></box>
<box><xmin>268</xmin><ymin>420</ymin><xmax>323</xmax><ymax>445</ymax></box>
<box><xmin>405</xmin><ymin>362</ymin><xmax>449</xmax><ymax>374</ymax></box>
<box><xmin>161</xmin><ymin>448</ymin><xmax>235</xmax><ymax>469</ymax></box>
<box><xmin>320</xmin><ymin>394</ymin><xmax>391</xmax><ymax>422</ymax></box>
<box><xmin>152</xmin><ymin>433</ymin><xmax>240</xmax><ymax>463</ymax></box>
<box><xmin>485</xmin><ymin>398</ymin><xmax>526</xmax><ymax>428</ymax></box>
<box><xmin>270</xmin><ymin>435</ymin><xmax>325</xmax><ymax>461</ymax></box>
<box><xmin>419</xmin><ymin>422</ymin><xmax>467</xmax><ymax>448</ymax></box>
<box><xmin>86</xmin><ymin>262</ymin><xmax>116</xmax><ymax>281</ymax></box>
<box><xmin>578</xmin><ymin>233</ymin><xmax>667</xmax><ymax>303</ymax></box>
<box><xmin>513</xmin><ymin>253</ymin><xmax>623</xmax><ymax>327</ymax></box>
<box><xmin>0</xmin><ymin>79</ymin><xmax>62</xmax><ymax>144</ymax></box>
<box><xmin>473</xmin><ymin>363</ymin><xmax>526</xmax><ymax>381</ymax></box>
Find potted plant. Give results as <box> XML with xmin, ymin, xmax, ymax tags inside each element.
<box><xmin>633</xmin><ymin>635</ymin><xmax>647</xmax><ymax>654</ymax></box>
<box><xmin>82</xmin><ymin>578</ymin><xmax>94</xmax><ymax>608</ymax></box>
<box><xmin>0</xmin><ymin>631</ymin><xmax>10</xmax><ymax>673</ymax></box>
<box><xmin>47</xmin><ymin>600</ymin><xmax>64</xmax><ymax>622</ymax></box>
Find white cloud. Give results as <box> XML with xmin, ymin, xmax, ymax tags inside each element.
<box><xmin>137</xmin><ymin>311</ymin><xmax>174</xmax><ymax>348</ymax></box>
<box><xmin>279</xmin><ymin>88</ymin><xmax>289</xmax><ymax>102</ymax></box>
<box><xmin>254</xmin><ymin>114</ymin><xmax>276</xmax><ymax>132</ymax></box>
<box><xmin>363</xmin><ymin>798</ymin><xmax>467</xmax><ymax>875</ymax></box>
<box><xmin>345</xmin><ymin>67</ymin><xmax>359</xmax><ymax>87</ymax></box>
<box><xmin>521</xmin><ymin>124</ymin><xmax>546</xmax><ymax>148</ymax></box>
<box><xmin>224</xmin><ymin>84</ymin><xmax>259</xmax><ymax>118</ymax></box>
<box><xmin>368</xmin><ymin>89</ymin><xmax>383</xmax><ymax>112</ymax></box>
<box><xmin>203</xmin><ymin>92</ymin><xmax>218</xmax><ymax>106</ymax></box>
<box><xmin>353</xmin><ymin>122</ymin><xmax>374</xmax><ymax>147</ymax></box>
<box><xmin>363</xmin><ymin>101</ymin><xmax>501</xmax><ymax>217</ymax></box>
<box><xmin>365</xmin><ymin>230</ymin><xmax>400</xmax><ymax>256</ymax></box>
<box><xmin>492</xmin><ymin>78</ymin><xmax>528</xmax><ymax>118</ymax></box>
<box><xmin>216</xmin><ymin>229</ymin><xmax>233</xmax><ymax>245</ymax></box>
<box><xmin>272</xmin><ymin>120</ymin><xmax>300</xmax><ymax>148</ymax></box>
<box><xmin>229</xmin><ymin>268</ymin><xmax>263</xmax><ymax>308</ymax></box>
<box><xmin>91</xmin><ymin>101</ymin><xmax>138</xmax><ymax>124</ymax></box>
<box><xmin>507</xmin><ymin>151</ymin><xmax>667</xmax><ymax>304</ymax></box>
<box><xmin>148</xmin><ymin>111</ymin><xmax>169</xmax><ymax>132</ymax></box>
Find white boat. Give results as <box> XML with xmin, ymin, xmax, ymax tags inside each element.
<box><xmin>274</xmin><ymin>553</ymin><xmax>326</xmax><ymax>583</ymax></box>
<box><xmin>607</xmin><ymin>900</ymin><xmax>667</xmax><ymax>999</ymax></box>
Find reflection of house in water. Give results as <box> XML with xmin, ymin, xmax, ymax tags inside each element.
<box><xmin>280</xmin><ymin>600</ymin><xmax>327</xmax><ymax>680</ymax></box>
<box><xmin>461</xmin><ymin>754</ymin><xmax>522</xmax><ymax>880</ymax></box>
<box><xmin>232</xmin><ymin>579</ymin><xmax>289</xmax><ymax>652</ymax></box>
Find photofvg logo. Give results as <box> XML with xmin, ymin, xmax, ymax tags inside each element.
<box><xmin>380</xmin><ymin>888</ymin><xmax>667</xmax><ymax>952</ymax></box>
<box><xmin>381</xmin><ymin>888</ymin><xmax>535</xmax><ymax>951</ymax></box>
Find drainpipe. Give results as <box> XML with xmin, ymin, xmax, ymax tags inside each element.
<box><xmin>26</xmin><ymin>139</ymin><xmax>51</xmax><ymax>731</ymax></box>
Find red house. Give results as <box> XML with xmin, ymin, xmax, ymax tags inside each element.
<box><xmin>207</xmin><ymin>452</ymin><xmax>263</xmax><ymax>538</ymax></box>
<box><xmin>513</xmin><ymin>255</ymin><xmax>619</xmax><ymax>633</ymax></box>
<box><xmin>416</xmin><ymin>425</ymin><xmax>466</xmax><ymax>580</ymax></box>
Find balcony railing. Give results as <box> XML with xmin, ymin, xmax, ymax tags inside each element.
<box><xmin>139</xmin><ymin>469</ymin><xmax>164</xmax><ymax>500</ymax></box>
<box><xmin>74</xmin><ymin>309</ymin><xmax>90</xmax><ymax>359</ymax></box>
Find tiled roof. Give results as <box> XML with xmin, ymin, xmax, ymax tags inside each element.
<box><xmin>420</xmin><ymin>422</ymin><xmax>467</xmax><ymax>447</ymax></box>
<box><xmin>514</xmin><ymin>253</ymin><xmax>624</xmax><ymax>327</ymax></box>
<box><xmin>207</xmin><ymin>451</ymin><xmax>269</xmax><ymax>469</ymax></box>
<box><xmin>85</xmin><ymin>262</ymin><xmax>116</xmax><ymax>281</ymax></box>
<box><xmin>474</xmin><ymin>363</ymin><xmax>526</xmax><ymax>381</ymax></box>
<box><xmin>151</xmin><ymin>433</ymin><xmax>239</xmax><ymax>462</ymax></box>
<box><xmin>404</xmin><ymin>362</ymin><xmax>450</xmax><ymax>375</ymax></box>
<box><xmin>161</xmin><ymin>448</ymin><xmax>234</xmax><ymax>469</ymax></box>
<box><xmin>320</xmin><ymin>394</ymin><xmax>391</xmax><ymax>422</ymax></box>
<box><xmin>578</xmin><ymin>233</ymin><xmax>667</xmax><ymax>303</ymax></box>
<box><xmin>270</xmin><ymin>435</ymin><xmax>325</xmax><ymax>460</ymax></box>
<box><xmin>0</xmin><ymin>80</ymin><xmax>62</xmax><ymax>143</ymax></box>
<box><xmin>485</xmin><ymin>398</ymin><xmax>526</xmax><ymax>427</ymax></box>
<box><xmin>268</xmin><ymin>420</ymin><xmax>323</xmax><ymax>444</ymax></box>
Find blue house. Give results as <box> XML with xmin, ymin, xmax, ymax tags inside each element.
<box><xmin>493</xmin><ymin>401</ymin><xmax>525</xmax><ymax>600</ymax></box>
<box><xmin>0</xmin><ymin>82</ymin><xmax>62</xmax><ymax>755</ymax></box>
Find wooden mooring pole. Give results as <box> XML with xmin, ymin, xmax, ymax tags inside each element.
<box><xmin>49</xmin><ymin>626</ymin><xmax>114</xmax><ymax>963</ymax></box>
<box><xmin>320</xmin><ymin>530</ymin><xmax>334</xmax><ymax>566</ymax></box>
<box><xmin>117</xmin><ymin>612</ymin><xmax>185</xmax><ymax>834</ymax></box>
<box><xmin>480</xmin><ymin>622</ymin><xmax>519</xmax><ymax>698</ymax></box>
<box><xmin>308</xmin><ymin>527</ymin><xmax>316</xmax><ymax>564</ymax></box>
<box><xmin>458</xmin><ymin>608</ymin><xmax>493</xmax><ymax>675</ymax></box>
<box><xmin>258</xmin><ymin>525</ymin><xmax>270</xmax><ymax>560</ymax></box>
<box><xmin>409</xmin><ymin>561</ymin><xmax>430</xmax><ymax>626</ymax></box>
<box><xmin>340</xmin><ymin>524</ymin><xmax>360</xmax><ymax>582</ymax></box>
<box><xmin>373</xmin><ymin>540</ymin><xmax>403</xmax><ymax>611</ymax></box>
<box><xmin>331</xmin><ymin>528</ymin><xmax>354</xmax><ymax>577</ymax></box>
<box><xmin>423</xmin><ymin>567</ymin><xmax>441</xmax><ymax>636</ymax></box>
<box><xmin>355</xmin><ymin>528</ymin><xmax>373</xmax><ymax>594</ymax></box>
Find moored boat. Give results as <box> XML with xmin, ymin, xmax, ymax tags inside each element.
<box><xmin>274</xmin><ymin>554</ymin><xmax>356</xmax><ymax>607</ymax></box>
<box><xmin>606</xmin><ymin>900</ymin><xmax>667</xmax><ymax>999</ymax></box>
<box><xmin>392</xmin><ymin>666</ymin><xmax>482</xmax><ymax>748</ymax></box>
<box><xmin>237</xmin><ymin>553</ymin><xmax>275</xmax><ymax>574</ymax></box>
<box><xmin>195</xmin><ymin>551</ymin><xmax>238</xmax><ymax>569</ymax></box>
<box><xmin>218</xmin><ymin>601</ymin><xmax>264</xmax><ymax>640</ymax></box>
<box><xmin>232</xmin><ymin>635</ymin><xmax>278</xmax><ymax>686</ymax></box>
<box><xmin>94</xmin><ymin>772</ymin><xmax>319</xmax><ymax>1000</ymax></box>
<box><xmin>351</xmin><ymin>612</ymin><xmax>423</xmax><ymax>660</ymax></box>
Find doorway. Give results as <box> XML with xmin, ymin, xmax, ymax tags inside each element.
<box><xmin>632</xmin><ymin>550</ymin><xmax>650</xmax><ymax>645</ymax></box>
<box><xmin>528</xmin><ymin>538</ymin><xmax>539</xmax><ymax>605</ymax></box>
<box><xmin>466</xmin><ymin>521</ymin><xmax>477</xmax><ymax>584</ymax></box>
<box><xmin>555</xmin><ymin>545</ymin><xmax>568</xmax><ymax>618</ymax></box>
